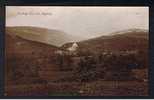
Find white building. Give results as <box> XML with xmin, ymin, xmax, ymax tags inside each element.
<box><xmin>67</xmin><ymin>42</ymin><xmax>79</xmax><ymax>55</ymax></box>
<box><xmin>54</xmin><ymin>42</ymin><xmax>79</xmax><ymax>56</ymax></box>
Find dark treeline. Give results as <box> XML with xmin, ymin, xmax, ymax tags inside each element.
<box><xmin>6</xmin><ymin>49</ymin><xmax>148</xmax><ymax>84</ymax></box>
<box><xmin>56</xmin><ymin>49</ymin><xmax>148</xmax><ymax>82</ymax></box>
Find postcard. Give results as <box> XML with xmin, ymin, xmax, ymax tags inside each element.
<box><xmin>5</xmin><ymin>6</ymin><xmax>149</xmax><ymax>96</ymax></box>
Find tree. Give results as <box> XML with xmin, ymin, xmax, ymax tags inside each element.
<box><xmin>57</xmin><ymin>55</ymin><xmax>64</xmax><ymax>70</ymax></box>
<box><xmin>76</xmin><ymin>56</ymin><xmax>97</xmax><ymax>82</ymax></box>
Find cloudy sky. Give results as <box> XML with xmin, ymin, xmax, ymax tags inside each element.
<box><xmin>6</xmin><ymin>6</ymin><xmax>149</xmax><ymax>38</ymax></box>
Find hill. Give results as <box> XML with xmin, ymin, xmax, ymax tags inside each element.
<box><xmin>62</xmin><ymin>29</ymin><xmax>148</xmax><ymax>53</ymax></box>
<box><xmin>6</xmin><ymin>26</ymin><xmax>81</xmax><ymax>47</ymax></box>
<box><xmin>5</xmin><ymin>32</ymin><xmax>60</xmax><ymax>85</ymax></box>
<box><xmin>5</xmin><ymin>28</ymin><xmax>149</xmax><ymax>96</ymax></box>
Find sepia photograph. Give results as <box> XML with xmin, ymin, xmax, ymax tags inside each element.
<box><xmin>5</xmin><ymin>6</ymin><xmax>149</xmax><ymax>96</ymax></box>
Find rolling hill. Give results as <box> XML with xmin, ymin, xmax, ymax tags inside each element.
<box><xmin>5</xmin><ymin>31</ymin><xmax>61</xmax><ymax>85</ymax></box>
<box><xmin>62</xmin><ymin>29</ymin><xmax>148</xmax><ymax>53</ymax></box>
<box><xmin>5</xmin><ymin>28</ymin><xmax>149</xmax><ymax>84</ymax></box>
<box><xmin>6</xmin><ymin>26</ymin><xmax>82</xmax><ymax>47</ymax></box>
<box><xmin>5</xmin><ymin>27</ymin><xmax>149</xmax><ymax>96</ymax></box>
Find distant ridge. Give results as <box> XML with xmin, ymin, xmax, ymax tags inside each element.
<box><xmin>110</xmin><ymin>28</ymin><xmax>148</xmax><ymax>35</ymax></box>
<box><xmin>62</xmin><ymin>28</ymin><xmax>148</xmax><ymax>53</ymax></box>
<box><xmin>6</xmin><ymin>26</ymin><xmax>81</xmax><ymax>47</ymax></box>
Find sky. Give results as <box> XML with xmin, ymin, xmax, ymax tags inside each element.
<box><xmin>6</xmin><ymin>6</ymin><xmax>149</xmax><ymax>39</ymax></box>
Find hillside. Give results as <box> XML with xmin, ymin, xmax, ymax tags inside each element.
<box><xmin>62</xmin><ymin>29</ymin><xmax>148</xmax><ymax>53</ymax></box>
<box><xmin>5</xmin><ymin>32</ymin><xmax>61</xmax><ymax>85</ymax></box>
<box><xmin>6</xmin><ymin>26</ymin><xmax>81</xmax><ymax>47</ymax></box>
<box><xmin>5</xmin><ymin>28</ymin><xmax>149</xmax><ymax>96</ymax></box>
